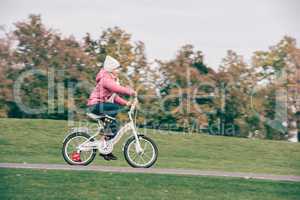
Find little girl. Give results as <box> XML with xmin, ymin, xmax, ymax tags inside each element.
<box><xmin>87</xmin><ymin>55</ymin><xmax>136</xmax><ymax>160</ymax></box>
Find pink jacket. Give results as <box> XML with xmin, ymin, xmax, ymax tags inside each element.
<box><xmin>87</xmin><ymin>69</ymin><xmax>135</xmax><ymax>106</ymax></box>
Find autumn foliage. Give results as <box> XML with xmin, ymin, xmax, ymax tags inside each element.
<box><xmin>0</xmin><ymin>15</ymin><xmax>299</xmax><ymax>140</ymax></box>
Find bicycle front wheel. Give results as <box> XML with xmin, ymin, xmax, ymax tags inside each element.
<box><xmin>124</xmin><ymin>135</ymin><xmax>158</xmax><ymax>168</ymax></box>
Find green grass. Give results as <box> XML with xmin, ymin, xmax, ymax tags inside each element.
<box><xmin>1</xmin><ymin>168</ymin><xmax>300</xmax><ymax>200</ymax></box>
<box><xmin>0</xmin><ymin>118</ymin><xmax>300</xmax><ymax>175</ymax></box>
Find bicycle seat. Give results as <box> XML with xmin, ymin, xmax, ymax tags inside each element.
<box><xmin>86</xmin><ymin>113</ymin><xmax>115</xmax><ymax>121</ymax></box>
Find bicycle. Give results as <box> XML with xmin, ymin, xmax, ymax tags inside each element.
<box><xmin>62</xmin><ymin>96</ymin><xmax>158</xmax><ymax>168</ymax></box>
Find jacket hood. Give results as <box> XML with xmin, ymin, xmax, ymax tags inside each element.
<box><xmin>96</xmin><ymin>69</ymin><xmax>115</xmax><ymax>83</ymax></box>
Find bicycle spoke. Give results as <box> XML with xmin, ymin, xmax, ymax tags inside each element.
<box><xmin>143</xmin><ymin>142</ymin><xmax>148</xmax><ymax>152</ymax></box>
<box><xmin>143</xmin><ymin>152</ymin><xmax>151</xmax><ymax>160</ymax></box>
<box><xmin>129</xmin><ymin>146</ymin><xmax>136</xmax><ymax>154</ymax></box>
<box><xmin>137</xmin><ymin>155</ymin><xmax>143</xmax><ymax>164</ymax></box>
<box><xmin>74</xmin><ymin>140</ymin><xmax>80</xmax><ymax>147</ymax></box>
<box><xmin>140</xmin><ymin>155</ymin><xmax>147</xmax><ymax>164</ymax></box>
<box><xmin>132</xmin><ymin>154</ymin><xmax>139</xmax><ymax>162</ymax></box>
<box><xmin>132</xmin><ymin>155</ymin><xmax>138</xmax><ymax>161</ymax></box>
<box><xmin>144</xmin><ymin>146</ymin><xmax>153</xmax><ymax>155</ymax></box>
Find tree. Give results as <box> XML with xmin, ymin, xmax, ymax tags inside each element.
<box><xmin>156</xmin><ymin>44</ymin><xmax>216</xmax><ymax>132</ymax></box>
<box><xmin>252</xmin><ymin>36</ymin><xmax>299</xmax><ymax>141</ymax></box>
<box><xmin>2</xmin><ymin>15</ymin><xmax>95</xmax><ymax>119</ymax></box>
<box><xmin>0</xmin><ymin>30</ymin><xmax>14</xmax><ymax>117</ymax></box>
<box><xmin>215</xmin><ymin>50</ymin><xmax>255</xmax><ymax>136</ymax></box>
<box><xmin>286</xmin><ymin>44</ymin><xmax>300</xmax><ymax>142</ymax></box>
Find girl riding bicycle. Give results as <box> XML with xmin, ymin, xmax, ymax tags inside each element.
<box><xmin>87</xmin><ymin>55</ymin><xmax>136</xmax><ymax>160</ymax></box>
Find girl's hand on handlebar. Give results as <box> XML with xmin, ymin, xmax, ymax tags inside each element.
<box><xmin>126</xmin><ymin>101</ymin><xmax>132</xmax><ymax>107</ymax></box>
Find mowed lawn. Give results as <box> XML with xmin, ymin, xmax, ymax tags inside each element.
<box><xmin>0</xmin><ymin>118</ymin><xmax>300</xmax><ymax>175</ymax></box>
<box><xmin>1</xmin><ymin>168</ymin><xmax>300</xmax><ymax>200</ymax></box>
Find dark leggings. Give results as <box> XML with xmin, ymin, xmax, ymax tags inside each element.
<box><xmin>88</xmin><ymin>103</ymin><xmax>121</xmax><ymax>137</ymax></box>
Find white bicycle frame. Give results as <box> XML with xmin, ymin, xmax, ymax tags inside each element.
<box><xmin>77</xmin><ymin>96</ymin><xmax>143</xmax><ymax>154</ymax></box>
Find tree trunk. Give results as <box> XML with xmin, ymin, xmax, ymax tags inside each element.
<box><xmin>288</xmin><ymin>120</ymin><xmax>298</xmax><ymax>142</ymax></box>
<box><xmin>288</xmin><ymin>107</ymin><xmax>298</xmax><ymax>142</ymax></box>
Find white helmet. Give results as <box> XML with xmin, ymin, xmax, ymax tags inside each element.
<box><xmin>103</xmin><ymin>55</ymin><xmax>120</xmax><ymax>72</ymax></box>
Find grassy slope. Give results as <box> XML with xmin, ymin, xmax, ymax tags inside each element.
<box><xmin>0</xmin><ymin>118</ymin><xmax>300</xmax><ymax>175</ymax></box>
<box><xmin>1</xmin><ymin>169</ymin><xmax>300</xmax><ymax>200</ymax></box>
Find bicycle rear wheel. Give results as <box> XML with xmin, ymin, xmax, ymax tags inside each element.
<box><xmin>62</xmin><ymin>132</ymin><xmax>96</xmax><ymax>166</ymax></box>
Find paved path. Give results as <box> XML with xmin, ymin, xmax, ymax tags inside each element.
<box><xmin>1</xmin><ymin>162</ymin><xmax>299</xmax><ymax>182</ymax></box>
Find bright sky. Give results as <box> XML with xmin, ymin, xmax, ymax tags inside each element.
<box><xmin>0</xmin><ymin>0</ymin><xmax>299</xmax><ymax>70</ymax></box>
